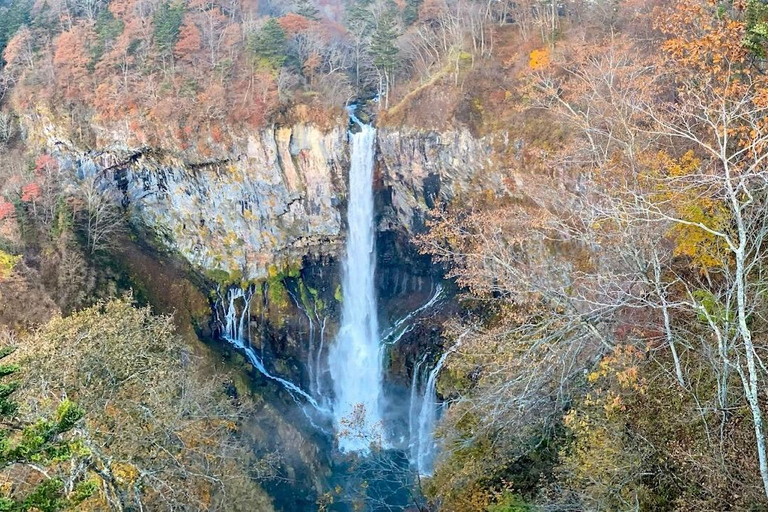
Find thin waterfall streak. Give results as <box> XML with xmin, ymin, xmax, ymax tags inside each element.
<box><xmin>316</xmin><ymin>316</ymin><xmax>327</xmax><ymax>397</ymax></box>
<box><xmin>287</xmin><ymin>288</ymin><xmax>317</xmax><ymax>397</ymax></box>
<box><xmin>414</xmin><ymin>332</ymin><xmax>468</xmax><ymax>476</ymax></box>
<box><xmin>409</xmin><ymin>353</ymin><xmax>429</xmax><ymax>463</ymax></box>
<box><xmin>382</xmin><ymin>284</ymin><xmax>445</xmax><ymax>345</ymax></box>
<box><xmin>218</xmin><ymin>287</ymin><xmax>330</xmax><ymax>417</ymax></box>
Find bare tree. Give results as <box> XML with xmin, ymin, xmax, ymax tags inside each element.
<box><xmin>75</xmin><ymin>174</ymin><xmax>126</xmax><ymax>254</ymax></box>
<box><xmin>0</xmin><ymin>113</ymin><xmax>16</xmax><ymax>148</ymax></box>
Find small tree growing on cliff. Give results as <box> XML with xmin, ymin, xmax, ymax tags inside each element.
<box><xmin>74</xmin><ymin>174</ymin><xmax>125</xmax><ymax>254</ymax></box>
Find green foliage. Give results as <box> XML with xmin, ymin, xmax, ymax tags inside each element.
<box><xmin>487</xmin><ymin>493</ymin><xmax>535</xmax><ymax>512</ymax></box>
<box><xmin>91</xmin><ymin>8</ymin><xmax>125</xmax><ymax>64</ymax></box>
<box><xmin>402</xmin><ymin>0</ymin><xmax>422</xmax><ymax>26</ymax></box>
<box><xmin>692</xmin><ymin>288</ymin><xmax>732</xmax><ymax>324</ymax></box>
<box><xmin>371</xmin><ymin>13</ymin><xmax>399</xmax><ymax>71</ymax></box>
<box><xmin>249</xmin><ymin>18</ymin><xmax>287</xmax><ymax>69</ymax></box>
<box><xmin>744</xmin><ymin>0</ymin><xmax>768</xmax><ymax>57</ymax></box>
<box><xmin>0</xmin><ymin>0</ymin><xmax>31</xmax><ymax>65</ymax></box>
<box><xmin>334</xmin><ymin>284</ymin><xmax>343</xmax><ymax>302</ymax></box>
<box><xmin>153</xmin><ymin>1</ymin><xmax>184</xmax><ymax>55</ymax></box>
<box><xmin>295</xmin><ymin>0</ymin><xmax>320</xmax><ymax>20</ymax></box>
<box><xmin>0</xmin><ymin>347</ymin><xmax>92</xmax><ymax>510</ymax></box>
<box><xmin>206</xmin><ymin>267</ymin><xmax>244</xmax><ymax>286</ymax></box>
<box><xmin>345</xmin><ymin>1</ymin><xmax>374</xmax><ymax>36</ymax></box>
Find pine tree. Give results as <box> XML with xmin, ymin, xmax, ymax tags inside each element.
<box><xmin>249</xmin><ymin>18</ymin><xmax>287</xmax><ymax>69</ymax></box>
<box><xmin>0</xmin><ymin>0</ymin><xmax>31</xmax><ymax>66</ymax></box>
<box><xmin>0</xmin><ymin>346</ymin><xmax>94</xmax><ymax>511</ymax></box>
<box><xmin>295</xmin><ymin>0</ymin><xmax>320</xmax><ymax>20</ymax></box>
<box><xmin>371</xmin><ymin>13</ymin><xmax>398</xmax><ymax>72</ymax></box>
<box><xmin>153</xmin><ymin>1</ymin><xmax>184</xmax><ymax>56</ymax></box>
<box><xmin>402</xmin><ymin>0</ymin><xmax>422</xmax><ymax>26</ymax></box>
<box><xmin>371</xmin><ymin>12</ymin><xmax>399</xmax><ymax>108</ymax></box>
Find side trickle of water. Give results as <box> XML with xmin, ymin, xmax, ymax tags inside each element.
<box><xmin>218</xmin><ymin>287</ymin><xmax>329</xmax><ymax>416</ymax></box>
<box><xmin>329</xmin><ymin>118</ymin><xmax>383</xmax><ymax>452</ymax></box>
<box><xmin>411</xmin><ymin>333</ymin><xmax>467</xmax><ymax>476</ymax></box>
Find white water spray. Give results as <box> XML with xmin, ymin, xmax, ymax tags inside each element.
<box><xmin>329</xmin><ymin>113</ymin><xmax>383</xmax><ymax>452</ymax></box>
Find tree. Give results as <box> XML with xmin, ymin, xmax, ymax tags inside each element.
<box><xmin>402</xmin><ymin>0</ymin><xmax>422</xmax><ymax>26</ymax></box>
<box><xmin>73</xmin><ymin>175</ymin><xmax>125</xmax><ymax>254</ymax></box>
<box><xmin>0</xmin><ymin>0</ymin><xmax>31</xmax><ymax>66</ymax></box>
<box><xmin>20</xmin><ymin>298</ymin><xmax>274</xmax><ymax>511</ymax></box>
<box><xmin>525</xmin><ymin>0</ymin><xmax>768</xmax><ymax>501</ymax></box>
<box><xmin>173</xmin><ymin>17</ymin><xmax>202</xmax><ymax>61</ymax></box>
<box><xmin>294</xmin><ymin>0</ymin><xmax>319</xmax><ymax>20</ymax></box>
<box><xmin>249</xmin><ymin>18</ymin><xmax>287</xmax><ymax>69</ymax></box>
<box><xmin>371</xmin><ymin>11</ymin><xmax>399</xmax><ymax>108</ymax></box>
<box><xmin>0</xmin><ymin>341</ymin><xmax>94</xmax><ymax>510</ymax></box>
<box><xmin>0</xmin><ymin>112</ymin><xmax>15</xmax><ymax>147</ymax></box>
<box><xmin>153</xmin><ymin>1</ymin><xmax>184</xmax><ymax>57</ymax></box>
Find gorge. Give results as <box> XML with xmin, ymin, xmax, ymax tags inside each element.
<box><xmin>204</xmin><ymin>108</ymin><xmax>462</xmax><ymax>494</ymax></box>
<box><xmin>4</xmin><ymin>1</ymin><xmax>753</xmax><ymax>510</ymax></box>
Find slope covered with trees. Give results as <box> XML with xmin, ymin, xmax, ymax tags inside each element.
<box><xmin>5</xmin><ymin>0</ymin><xmax>768</xmax><ymax>510</ymax></box>
<box><xmin>416</xmin><ymin>0</ymin><xmax>768</xmax><ymax>510</ymax></box>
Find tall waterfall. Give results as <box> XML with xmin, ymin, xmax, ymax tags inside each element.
<box><xmin>329</xmin><ymin>116</ymin><xmax>383</xmax><ymax>452</ymax></box>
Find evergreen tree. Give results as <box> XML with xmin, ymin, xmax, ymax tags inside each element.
<box><xmin>0</xmin><ymin>0</ymin><xmax>31</xmax><ymax>66</ymax></box>
<box><xmin>0</xmin><ymin>346</ymin><xmax>94</xmax><ymax>511</ymax></box>
<box><xmin>371</xmin><ymin>11</ymin><xmax>399</xmax><ymax>107</ymax></box>
<box><xmin>91</xmin><ymin>8</ymin><xmax>125</xmax><ymax>65</ymax></box>
<box><xmin>153</xmin><ymin>1</ymin><xmax>184</xmax><ymax>56</ymax></box>
<box><xmin>371</xmin><ymin>13</ymin><xmax>399</xmax><ymax>72</ymax></box>
<box><xmin>345</xmin><ymin>1</ymin><xmax>374</xmax><ymax>37</ymax></box>
<box><xmin>295</xmin><ymin>0</ymin><xmax>320</xmax><ymax>20</ymax></box>
<box><xmin>249</xmin><ymin>18</ymin><xmax>287</xmax><ymax>69</ymax></box>
<box><xmin>402</xmin><ymin>0</ymin><xmax>422</xmax><ymax>26</ymax></box>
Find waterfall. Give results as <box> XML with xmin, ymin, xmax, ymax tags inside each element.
<box><xmin>410</xmin><ymin>334</ymin><xmax>467</xmax><ymax>476</ymax></box>
<box><xmin>382</xmin><ymin>284</ymin><xmax>444</xmax><ymax>346</ymax></box>
<box><xmin>218</xmin><ymin>287</ymin><xmax>329</xmax><ymax>416</ymax></box>
<box><xmin>408</xmin><ymin>353</ymin><xmax>428</xmax><ymax>464</ymax></box>
<box><xmin>329</xmin><ymin>112</ymin><xmax>383</xmax><ymax>452</ymax></box>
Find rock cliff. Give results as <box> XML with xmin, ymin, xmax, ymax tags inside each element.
<box><xmin>25</xmin><ymin>114</ymin><xmax>496</xmax><ymax>279</ymax></box>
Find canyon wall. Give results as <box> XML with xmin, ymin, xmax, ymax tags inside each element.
<box><xmin>26</xmin><ymin>114</ymin><xmax>496</xmax><ymax>280</ymax></box>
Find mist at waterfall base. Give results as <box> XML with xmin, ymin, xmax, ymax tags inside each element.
<box><xmin>213</xmin><ymin>112</ymin><xmax>450</xmax><ymax>491</ymax></box>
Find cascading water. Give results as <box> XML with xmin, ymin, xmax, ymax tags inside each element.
<box><xmin>382</xmin><ymin>284</ymin><xmax>444</xmax><ymax>346</ymax></box>
<box><xmin>410</xmin><ymin>334</ymin><xmax>467</xmax><ymax>475</ymax></box>
<box><xmin>218</xmin><ymin>286</ymin><xmax>329</xmax><ymax>417</ymax></box>
<box><xmin>329</xmin><ymin>112</ymin><xmax>384</xmax><ymax>452</ymax></box>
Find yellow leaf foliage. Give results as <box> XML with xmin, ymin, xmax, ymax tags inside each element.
<box><xmin>0</xmin><ymin>250</ymin><xmax>20</xmax><ymax>280</ymax></box>
<box><xmin>651</xmin><ymin>151</ymin><xmax>732</xmax><ymax>270</ymax></box>
<box><xmin>529</xmin><ymin>48</ymin><xmax>550</xmax><ymax>70</ymax></box>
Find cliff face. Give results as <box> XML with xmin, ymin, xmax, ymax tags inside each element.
<box><xmin>36</xmin><ymin>120</ymin><xmax>349</xmax><ymax>280</ymax></box>
<box><xmin>28</xmin><ymin>114</ymin><xmax>494</xmax><ymax>279</ymax></box>
<box><xmin>377</xmin><ymin>127</ymin><xmax>494</xmax><ymax>234</ymax></box>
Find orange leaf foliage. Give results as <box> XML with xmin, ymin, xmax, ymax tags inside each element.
<box><xmin>528</xmin><ymin>48</ymin><xmax>550</xmax><ymax>70</ymax></box>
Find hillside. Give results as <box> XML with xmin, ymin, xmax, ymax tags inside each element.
<box><xmin>4</xmin><ymin>0</ymin><xmax>768</xmax><ymax>511</ymax></box>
